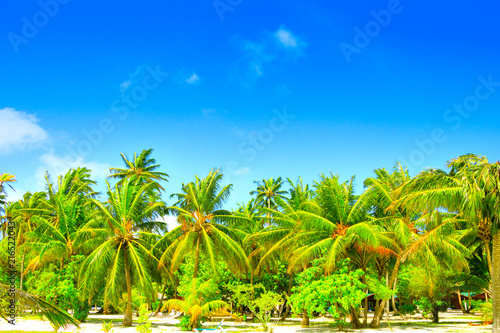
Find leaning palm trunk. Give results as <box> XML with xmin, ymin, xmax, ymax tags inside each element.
<box><xmin>457</xmin><ymin>290</ymin><xmax>465</xmax><ymax>313</ymax></box>
<box><xmin>123</xmin><ymin>250</ymin><xmax>133</xmax><ymax>327</ymax></box>
<box><xmin>370</xmin><ymin>257</ymin><xmax>401</xmax><ymax>328</ymax></box>
<box><xmin>280</xmin><ymin>274</ymin><xmax>294</xmax><ymax>322</ymax></box>
<box><xmin>492</xmin><ymin>232</ymin><xmax>500</xmax><ymax>333</ymax></box>
<box><xmin>19</xmin><ymin>251</ymin><xmax>25</xmax><ymax>291</ymax></box>
<box><xmin>152</xmin><ymin>280</ymin><xmax>169</xmax><ymax>317</ymax></box>
<box><xmin>391</xmin><ymin>277</ymin><xmax>398</xmax><ymax>314</ymax></box>
<box><xmin>484</xmin><ymin>237</ymin><xmax>493</xmax><ymax>278</ymax></box>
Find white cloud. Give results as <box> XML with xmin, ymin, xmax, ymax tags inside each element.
<box><xmin>36</xmin><ymin>151</ymin><xmax>111</xmax><ymax>189</ymax></box>
<box><xmin>5</xmin><ymin>186</ymin><xmax>25</xmax><ymax>203</ymax></box>
<box><xmin>232</xmin><ymin>26</ymin><xmax>306</xmax><ymax>84</ymax></box>
<box><xmin>185</xmin><ymin>73</ymin><xmax>200</xmax><ymax>84</ymax></box>
<box><xmin>158</xmin><ymin>215</ymin><xmax>179</xmax><ymax>232</ymax></box>
<box><xmin>0</xmin><ymin>107</ymin><xmax>48</xmax><ymax>154</ymax></box>
<box><xmin>275</xmin><ymin>28</ymin><xmax>298</xmax><ymax>47</ymax></box>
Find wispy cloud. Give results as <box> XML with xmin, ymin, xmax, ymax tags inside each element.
<box><xmin>36</xmin><ymin>150</ymin><xmax>111</xmax><ymax>189</ymax></box>
<box><xmin>185</xmin><ymin>73</ymin><xmax>200</xmax><ymax>85</ymax></box>
<box><xmin>275</xmin><ymin>27</ymin><xmax>298</xmax><ymax>47</ymax></box>
<box><xmin>0</xmin><ymin>107</ymin><xmax>48</xmax><ymax>154</ymax></box>
<box><xmin>231</xmin><ymin>26</ymin><xmax>307</xmax><ymax>84</ymax></box>
<box><xmin>119</xmin><ymin>65</ymin><xmax>147</xmax><ymax>92</ymax></box>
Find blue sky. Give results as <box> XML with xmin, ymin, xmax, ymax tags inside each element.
<box><xmin>1</xmin><ymin>0</ymin><xmax>499</xmax><ymax>214</ymax></box>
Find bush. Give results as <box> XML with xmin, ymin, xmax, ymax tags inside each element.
<box><xmin>73</xmin><ymin>302</ymin><xmax>91</xmax><ymax>322</ymax></box>
<box><xmin>398</xmin><ymin>303</ymin><xmax>417</xmax><ymax>317</ymax></box>
<box><xmin>176</xmin><ymin>315</ymin><xmax>200</xmax><ymax>331</ymax></box>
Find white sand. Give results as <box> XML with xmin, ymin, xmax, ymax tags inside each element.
<box><xmin>0</xmin><ymin>310</ymin><xmax>492</xmax><ymax>333</ymax></box>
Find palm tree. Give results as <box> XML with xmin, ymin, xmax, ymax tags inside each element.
<box><xmin>288</xmin><ymin>174</ymin><xmax>387</xmax><ymax>274</ymax></box>
<box><xmin>358</xmin><ymin>164</ymin><xmax>468</xmax><ymax>328</ymax></box>
<box><xmin>161</xmin><ymin>279</ymin><xmax>231</xmax><ymax>329</ymax></box>
<box><xmin>23</xmin><ymin>169</ymin><xmax>97</xmax><ymax>271</ymax></box>
<box><xmin>244</xmin><ymin>179</ymin><xmax>314</xmax><ymax>322</ymax></box>
<box><xmin>250</xmin><ymin>177</ymin><xmax>287</xmax><ymax>227</ymax></box>
<box><xmin>246</xmin><ymin>178</ymin><xmax>314</xmax><ymax>276</ymax></box>
<box><xmin>108</xmin><ymin>148</ymin><xmax>169</xmax><ymax>188</ymax></box>
<box><xmin>8</xmin><ymin>191</ymin><xmax>46</xmax><ymax>290</ymax></box>
<box><xmin>280</xmin><ymin>174</ymin><xmax>390</xmax><ymax>327</ymax></box>
<box><xmin>0</xmin><ymin>173</ymin><xmax>16</xmax><ymax>193</ymax></box>
<box><xmin>79</xmin><ymin>179</ymin><xmax>166</xmax><ymax>326</ymax></box>
<box><xmin>396</xmin><ymin>154</ymin><xmax>500</xmax><ymax>333</ymax></box>
<box><xmin>0</xmin><ymin>173</ymin><xmax>16</xmax><ymax>237</ymax></box>
<box><xmin>153</xmin><ymin>169</ymin><xmax>249</xmax><ymax>283</ymax></box>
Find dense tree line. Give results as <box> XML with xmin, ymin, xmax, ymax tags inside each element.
<box><xmin>0</xmin><ymin>150</ymin><xmax>498</xmax><ymax>332</ymax></box>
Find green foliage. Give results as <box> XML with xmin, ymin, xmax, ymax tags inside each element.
<box><xmin>229</xmin><ymin>283</ymin><xmax>283</xmax><ymax>331</ymax></box>
<box><xmin>136</xmin><ymin>305</ymin><xmax>153</xmax><ymax>333</ymax></box>
<box><xmin>405</xmin><ymin>265</ymin><xmax>453</xmax><ymax>322</ymax></box>
<box><xmin>26</xmin><ymin>255</ymin><xmax>90</xmax><ymax>322</ymax></box>
<box><xmin>397</xmin><ymin>303</ymin><xmax>417</xmax><ymax>318</ymax></box>
<box><xmin>5</xmin><ymin>152</ymin><xmax>500</xmax><ymax>331</ymax></box>
<box><xmin>176</xmin><ymin>315</ymin><xmax>196</xmax><ymax>331</ymax></box>
<box><xmin>163</xmin><ymin>279</ymin><xmax>230</xmax><ymax>330</ymax></box>
<box><xmin>100</xmin><ymin>320</ymin><xmax>114</xmax><ymax>332</ymax></box>
<box><xmin>365</xmin><ymin>274</ymin><xmax>395</xmax><ymax>301</ymax></box>
<box><xmin>290</xmin><ymin>260</ymin><xmax>365</xmax><ymax>330</ymax></box>
<box><xmin>478</xmin><ymin>301</ymin><xmax>492</xmax><ymax>323</ymax></box>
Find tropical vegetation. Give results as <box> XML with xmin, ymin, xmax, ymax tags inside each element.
<box><xmin>0</xmin><ymin>150</ymin><xmax>499</xmax><ymax>333</ymax></box>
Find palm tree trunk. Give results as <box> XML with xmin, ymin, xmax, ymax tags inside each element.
<box><xmin>485</xmin><ymin>239</ymin><xmax>493</xmax><ymax>278</ymax></box>
<box><xmin>193</xmin><ymin>234</ymin><xmax>201</xmax><ymax>280</ymax></box>
<box><xmin>361</xmin><ymin>275</ymin><xmax>368</xmax><ymax>327</ymax></box>
<box><xmin>491</xmin><ymin>232</ymin><xmax>500</xmax><ymax>333</ymax></box>
<box><xmin>152</xmin><ymin>278</ymin><xmax>169</xmax><ymax>317</ymax></box>
<box><xmin>123</xmin><ymin>249</ymin><xmax>133</xmax><ymax>327</ymax></box>
<box><xmin>391</xmin><ymin>276</ymin><xmax>398</xmax><ymax>313</ymax></box>
<box><xmin>385</xmin><ymin>269</ymin><xmax>390</xmax><ymax>320</ymax></box>
<box><xmin>370</xmin><ymin>256</ymin><xmax>401</xmax><ymax>328</ymax></box>
<box><xmin>280</xmin><ymin>274</ymin><xmax>293</xmax><ymax>321</ymax></box>
<box><xmin>19</xmin><ymin>250</ymin><xmax>25</xmax><ymax>291</ymax></box>
<box><xmin>467</xmin><ymin>291</ymin><xmax>472</xmax><ymax>313</ymax></box>
<box><xmin>457</xmin><ymin>290</ymin><xmax>465</xmax><ymax>313</ymax></box>
<box><xmin>363</xmin><ymin>291</ymin><xmax>369</xmax><ymax>326</ymax></box>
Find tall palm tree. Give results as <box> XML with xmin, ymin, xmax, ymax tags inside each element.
<box><xmin>246</xmin><ymin>178</ymin><xmax>315</xmax><ymax>276</ymax></box>
<box><xmin>396</xmin><ymin>154</ymin><xmax>500</xmax><ymax>333</ymax></box>
<box><xmin>108</xmin><ymin>148</ymin><xmax>169</xmax><ymax>188</ymax></box>
<box><xmin>250</xmin><ymin>177</ymin><xmax>287</xmax><ymax>227</ymax></box>
<box><xmin>358</xmin><ymin>164</ymin><xmax>468</xmax><ymax>328</ymax></box>
<box><xmin>244</xmin><ymin>179</ymin><xmax>315</xmax><ymax>322</ymax></box>
<box><xmin>79</xmin><ymin>179</ymin><xmax>166</xmax><ymax>326</ymax></box>
<box><xmin>275</xmin><ymin>174</ymin><xmax>389</xmax><ymax>327</ymax></box>
<box><xmin>153</xmin><ymin>169</ymin><xmax>249</xmax><ymax>283</ymax></box>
